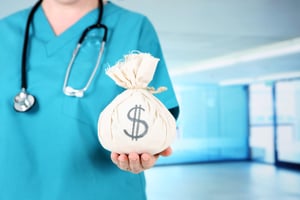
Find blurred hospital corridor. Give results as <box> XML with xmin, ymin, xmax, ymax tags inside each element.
<box><xmin>1</xmin><ymin>1</ymin><xmax>300</xmax><ymax>200</ymax></box>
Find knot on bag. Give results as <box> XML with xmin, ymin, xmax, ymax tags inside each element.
<box><xmin>105</xmin><ymin>52</ymin><xmax>164</xmax><ymax>90</ymax></box>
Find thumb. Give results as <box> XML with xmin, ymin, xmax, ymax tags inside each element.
<box><xmin>159</xmin><ymin>147</ymin><xmax>173</xmax><ymax>157</ymax></box>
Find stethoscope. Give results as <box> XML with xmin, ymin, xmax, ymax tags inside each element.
<box><xmin>14</xmin><ymin>0</ymin><xmax>108</xmax><ymax>112</ymax></box>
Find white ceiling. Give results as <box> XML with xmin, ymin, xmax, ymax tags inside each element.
<box><xmin>114</xmin><ymin>0</ymin><xmax>300</xmax><ymax>85</ymax></box>
<box><xmin>2</xmin><ymin>0</ymin><xmax>300</xmax><ymax>85</ymax></box>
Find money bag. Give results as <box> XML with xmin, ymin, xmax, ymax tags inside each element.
<box><xmin>97</xmin><ymin>52</ymin><xmax>177</xmax><ymax>155</ymax></box>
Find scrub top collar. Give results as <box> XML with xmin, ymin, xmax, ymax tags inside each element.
<box><xmin>31</xmin><ymin>1</ymin><xmax>114</xmax><ymax>56</ymax></box>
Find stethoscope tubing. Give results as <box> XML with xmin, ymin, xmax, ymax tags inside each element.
<box><xmin>15</xmin><ymin>0</ymin><xmax>108</xmax><ymax>111</ymax></box>
<box><xmin>21</xmin><ymin>0</ymin><xmax>42</xmax><ymax>90</ymax></box>
<box><xmin>63</xmin><ymin>0</ymin><xmax>108</xmax><ymax>97</ymax></box>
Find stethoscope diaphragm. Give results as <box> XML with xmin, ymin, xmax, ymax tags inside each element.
<box><xmin>14</xmin><ymin>89</ymin><xmax>35</xmax><ymax>112</ymax></box>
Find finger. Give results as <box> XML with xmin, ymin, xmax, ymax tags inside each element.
<box><xmin>118</xmin><ymin>154</ymin><xmax>130</xmax><ymax>171</ymax></box>
<box><xmin>128</xmin><ymin>153</ymin><xmax>142</xmax><ymax>174</ymax></box>
<box><xmin>141</xmin><ymin>153</ymin><xmax>156</xmax><ymax>169</ymax></box>
<box><xmin>111</xmin><ymin>152</ymin><xmax>120</xmax><ymax>166</ymax></box>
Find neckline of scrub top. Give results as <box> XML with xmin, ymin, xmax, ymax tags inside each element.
<box><xmin>32</xmin><ymin>2</ymin><xmax>114</xmax><ymax>57</ymax></box>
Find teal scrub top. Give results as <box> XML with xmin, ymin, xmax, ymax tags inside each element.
<box><xmin>0</xmin><ymin>2</ymin><xmax>178</xmax><ymax>200</ymax></box>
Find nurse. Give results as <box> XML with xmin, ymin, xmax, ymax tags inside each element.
<box><xmin>0</xmin><ymin>0</ymin><xmax>179</xmax><ymax>199</ymax></box>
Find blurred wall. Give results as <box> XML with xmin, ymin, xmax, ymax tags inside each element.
<box><xmin>0</xmin><ymin>0</ymin><xmax>36</xmax><ymax>18</ymax></box>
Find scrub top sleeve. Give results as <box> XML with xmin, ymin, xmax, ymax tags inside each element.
<box><xmin>137</xmin><ymin>17</ymin><xmax>179</xmax><ymax>110</ymax></box>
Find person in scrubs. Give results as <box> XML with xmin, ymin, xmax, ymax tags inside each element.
<box><xmin>0</xmin><ymin>0</ymin><xmax>179</xmax><ymax>199</ymax></box>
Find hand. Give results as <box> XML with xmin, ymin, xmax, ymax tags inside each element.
<box><xmin>111</xmin><ymin>147</ymin><xmax>172</xmax><ymax>174</ymax></box>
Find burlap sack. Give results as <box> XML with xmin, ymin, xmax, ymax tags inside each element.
<box><xmin>97</xmin><ymin>52</ymin><xmax>176</xmax><ymax>154</ymax></box>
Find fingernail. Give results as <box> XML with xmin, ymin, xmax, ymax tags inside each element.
<box><xmin>118</xmin><ymin>155</ymin><xmax>125</xmax><ymax>162</ymax></box>
<box><xmin>142</xmin><ymin>155</ymin><xmax>150</xmax><ymax>161</ymax></box>
<box><xmin>130</xmin><ymin>156</ymin><xmax>138</xmax><ymax>161</ymax></box>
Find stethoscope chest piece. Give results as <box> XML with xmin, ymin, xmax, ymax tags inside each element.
<box><xmin>14</xmin><ymin>89</ymin><xmax>36</xmax><ymax>112</ymax></box>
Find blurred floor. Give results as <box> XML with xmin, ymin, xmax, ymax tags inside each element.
<box><xmin>145</xmin><ymin>162</ymin><xmax>300</xmax><ymax>200</ymax></box>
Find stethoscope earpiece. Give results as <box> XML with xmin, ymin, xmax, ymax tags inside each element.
<box><xmin>14</xmin><ymin>89</ymin><xmax>36</xmax><ymax>112</ymax></box>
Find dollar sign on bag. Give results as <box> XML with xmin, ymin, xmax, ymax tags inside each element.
<box><xmin>124</xmin><ymin>105</ymin><xmax>149</xmax><ymax>141</ymax></box>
